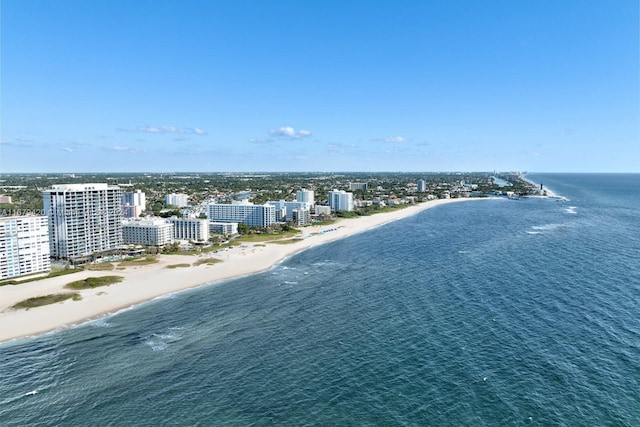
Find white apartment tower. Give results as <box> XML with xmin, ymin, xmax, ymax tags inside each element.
<box><xmin>328</xmin><ymin>190</ymin><xmax>354</xmax><ymax>212</ymax></box>
<box><xmin>0</xmin><ymin>216</ymin><xmax>51</xmax><ymax>279</ymax></box>
<box><xmin>43</xmin><ymin>183</ymin><xmax>123</xmax><ymax>261</ymax></box>
<box><xmin>165</xmin><ymin>193</ymin><xmax>189</xmax><ymax>207</ymax></box>
<box><xmin>296</xmin><ymin>189</ymin><xmax>315</xmax><ymax>205</ymax></box>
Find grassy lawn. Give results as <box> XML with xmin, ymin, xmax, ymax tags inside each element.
<box><xmin>165</xmin><ymin>263</ymin><xmax>191</xmax><ymax>269</ymax></box>
<box><xmin>12</xmin><ymin>293</ymin><xmax>81</xmax><ymax>309</ymax></box>
<box><xmin>64</xmin><ymin>276</ymin><xmax>123</xmax><ymax>289</ymax></box>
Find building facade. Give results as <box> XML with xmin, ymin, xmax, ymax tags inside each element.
<box><xmin>417</xmin><ymin>179</ymin><xmax>427</xmax><ymax>192</ymax></box>
<box><xmin>122</xmin><ymin>190</ymin><xmax>146</xmax><ymax>217</ymax></box>
<box><xmin>209</xmin><ymin>222</ymin><xmax>238</xmax><ymax>235</ymax></box>
<box><xmin>291</xmin><ymin>208</ymin><xmax>311</xmax><ymax>226</ymax></box>
<box><xmin>0</xmin><ymin>216</ymin><xmax>51</xmax><ymax>279</ymax></box>
<box><xmin>266</xmin><ymin>200</ymin><xmax>313</xmax><ymax>222</ymax></box>
<box><xmin>328</xmin><ymin>190</ymin><xmax>354</xmax><ymax>212</ymax></box>
<box><xmin>169</xmin><ymin>218</ymin><xmax>209</xmax><ymax>242</ymax></box>
<box><xmin>43</xmin><ymin>184</ymin><xmax>123</xmax><ymax>261</ymax></box>
<box><xmin>122</xmin><ymin>217</ymin><xmax>174</xmax><ymax>246</ymax></box>
<box><xmin>207</xmin><ymin>201</ymin><xmax>276</xmax><ymax>227</ymax></box>
<box><xmin>165</xmin><ymin>193</ymin><xmax>189</xmax><ymax>207</ymax></box>
<box><xmin>296</xmin><ymin>189</ymin><xmax>315</xmax><ymax>205</ymax></box>
<box><xmin>349</xmin><ymin>182</ymin><xmax>368</xmax><ymax>191</ymax></box>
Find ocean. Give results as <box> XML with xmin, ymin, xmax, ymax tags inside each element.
<box><xmin>1</xmin><ymin>173</ymin><xmax>638</xmax><ymax>426</ymax></box>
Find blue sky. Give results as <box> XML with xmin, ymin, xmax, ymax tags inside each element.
<box><xmin>1</xmin><ymin>0</ymin><xmax>638</xmax><ymax>173</ymax></box>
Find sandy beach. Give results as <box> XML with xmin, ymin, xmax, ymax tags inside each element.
<box><xmin>0</xmin><ymin>197</ymin><xmax>486</xmax><ymax>343</ymax></box>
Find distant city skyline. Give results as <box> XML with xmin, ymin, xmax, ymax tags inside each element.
<box><xmin>1</xmin><ymin>1</ymin><xmax>638</xmax><ymax>173</ymax></box>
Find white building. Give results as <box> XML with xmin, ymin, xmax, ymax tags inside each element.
<box><xmin>169</xmin><ymin>218</ymin><xmax>209</xmax><ymax>242</ymax></box>
<box><xmin>266</xmin><ymin>200</ymin><xmax>313</xmax><ymax>222</ymax></box>
<box><xmin>296</xmin><ymin>189</ymin><xmax>315</xmax><ymax>205</ymax></box>
<box><xmin>417</xmin><ymin>179</ymin><xmax>427</xmax><ymax>192</ymax></box>
<box><xmin>122</xmin><ymin>190</ymin><xmax>146</xmax><ymax>217</ymax></box>
<box><xmin>314</xmin><ymin>205</ymin><xmax>332</xmax><ymax>216</ymax></box>
<box><xmin>0</xmin><ymin>216</ymin><xmax>51</xmax><ymax>279</ymax></box>
<box><xmin>209</xmin><ymin>222</ymin><xmax>238</xmax><ymax>235</ymax></box>
<box><xmin>207</xmin><ymin>201</ymin><xmax>276</xmax><ymax>227</ymax></box>
<box><xmin>122</xmin><ymin>217</ymin><xmax>174</xmax><ymax>246</ymax></box>
<box><xmin>165</xmin><ymin>193</ymin><xmax>189</xmax><ymax>207</ymax></box>
<box><xmin>43</xmin><ymin>184</ymin><xmax>122</xmax><ymax>261</ymax></box>
<box><xmin>328</xmin><ymin>190</ymin><xmax>354</xmax><ymax>212</ymax></box>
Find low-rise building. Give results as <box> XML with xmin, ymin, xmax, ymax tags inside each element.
<box><xmin>169</xmin><ymin>217</ymin><xmax>209</xmax><ymax>242</ymax></box>
<box><xmin>209</xmin><ymin>222</ymin><xmax>238</xmax><ymax>235</ymax></box>
<box><xmin>122</xmin><ymin>217</ymin><xmax>174</xmax><ymax>246</ymax></box>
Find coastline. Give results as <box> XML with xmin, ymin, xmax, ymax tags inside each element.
<box><xmin>0</xmin><ymin>197</ymin><xmax>489</xmax><ymax>344</ymax></box>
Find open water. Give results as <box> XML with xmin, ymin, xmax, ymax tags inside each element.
<box><xmin>1</xmin><ymin>173</ymin><xmax>639</xmax><ymax>426</ymax></box>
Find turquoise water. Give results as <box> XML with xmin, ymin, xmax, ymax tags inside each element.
<box><xmin>1</xmin><ymin>174</ymin><xmax>639</xmax><ymax>426</ymax></box>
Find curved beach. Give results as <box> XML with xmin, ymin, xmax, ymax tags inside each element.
<box><xmin>0</xmin><ymin>198</ymin><xmax>486</xmax><ymax>343</ymax></box>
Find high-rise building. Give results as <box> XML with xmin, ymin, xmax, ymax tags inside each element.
<box><xmin>296</xmin><ymin>189</ymin><xmax>315</xmax><ymax>205</ymax></box>
<box><xmin>349</xmin><ymin>182</ymin><xmax>368</xmax><ymax>191</ymax></box>
<box><xmin>43</xmin><ymin>183</ymin><xmax>122</xmax><ymax>261</ymax></box>
<box><xmin>122</xmin><ymin>217</ymin><xmax>174</xmax><ymax>246</ymax></box>
<box><xmin>122</xmin><ymin>190</ymin><xmax>146</xmax><ymax>217</ymax></box>
<box><xmin>328</xmin><ymin>190</ymin><xmax>354</xmax><ymax>212</ymax></box>
<box><xmin>417</xmin><ymin>179</ymin><xmax>427</xmax><ymax>192</ymax></box>
<box><xmin>0</xmin><ymin>215</ymin><xmax>51</xmax><ymax>279</ymax></box>
<box><xmin>165</xmin><ymin>193</ymin><xmax>189</xmax><ymax>207</ymax></box>
<box><xmin>207</xmin><ymin>201</ymin><xmax>276</xmax><ymax>227</ymax></box>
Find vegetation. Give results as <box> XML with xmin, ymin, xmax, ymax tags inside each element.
<box><xmin>165</xmin><ymin>263</ymin><xmax>191</xmax><ymax>269</ymax></box>
<box><xmin>64</xmin><ymin>276</ymin><xmax>123</xmax><ymax>289</ymax></box>
<box><xmin>85</xmin><ymin>262</ymin><xmax>115</xmax><ymax>271</ymax></box>
<box><xmin>270</xmin><ymin>238</ymin><xmax>304</xmax><ymax>245</ymax></box>
<box><xmin>12</xmin><ymin>293</ymin><xmax>81</xmax><ymax>309</ymax></box>
<box><xmin>117</xmin><ymin>256</ymin><xmax>158</xmax><ymax>266</ymax></box>
<box><xmin>192</xmin><ymin>258</ymin><xmax>223</xmax><ymax>266</ymax></box>
<box><xmin>0</xmin><ymin>267</ymin><xmax>82</xmax><ymax>286</ymax></box>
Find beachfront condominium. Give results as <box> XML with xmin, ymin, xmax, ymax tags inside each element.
<box><xmin>122</xmin><ymin>217</ymin><xmax>174</xmax><ymax>246</ymax></box>
<box><xmin>169</xmin><ymin>217</ymin><xmax>209</xmax><ymax>242</ymax></box>
<box><xmin>417</xmin><ymin>179</ymin><xmax>427</xmax><ymax>192</ymax></box>
<box><xmin>209</xmin><ymin>222</ymin><xmax>238</xmax><ymax>236</ymax></box>
<box><xmin>207</xmin><ymin>200</ymin><xmax>276</xmax><ymax>227</ymax></box>
<box><xmin>328</xmin><ymin>190</ymin><xmax>354</xmax><ymax>212</ymax></box>
<box><xmin>0</xmin><ymin>215</ymin><xmax>51</xmax><ymax>279</ymax></box>
<box><xmin>122</xmin><ymin>190</ymin><xmax>146</xmax><ymax>218</ymax></box>
<box><xmin>43</xmin><ymin>183</ymin><xmax>123</xmax><ymax>261</ymax></box>
<box><xmin>296</xmin><ymin>189</ymin><xmax>315</xmax><ymax>206</ymax></box>
<box><xmin>266</xmin><ymin>200</ymin><xmax>313</xmax><ymax>222</ymax></box>
<box><xmin>165</xmin><ymin>193</ymin><xmax>189</xmax><ymax>207</ymax></box>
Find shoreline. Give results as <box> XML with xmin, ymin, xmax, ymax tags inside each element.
<box><xmin>0</xmin><ymin>197</ymin><xmax>490</xmax><ymax>344</ymax></box>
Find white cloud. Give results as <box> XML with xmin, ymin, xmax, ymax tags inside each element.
<box><xmin>118</xmin><ymin>125</ymin><xmax>207</xmax><ymax>135</ymax></box>
<box><xmin>103</xmin><ymin>145</ymin><xmax>145</xmax><ymax>153</ymax></box>
<box><xmin>383</xmin><ymin>136</ymin><xmax>407</xmax><ymax>143</ymax></box>
<box><xmin>60</xmin><ymin>147</ymin><xmax>74</xmax><ymax>153</ymax></box>
<box><xmin>269</xmin><ymin>126</ymin><xmax>312</xmax><ymax>139</ymax></box>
